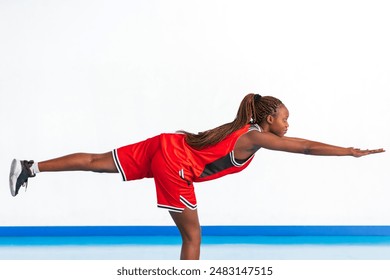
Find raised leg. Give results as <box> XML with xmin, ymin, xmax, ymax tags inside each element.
<box><xmin>170</xmin><ymin>208</ymin><xmax>201</xmax><ymax>260</ymax></box>
<box><xmin>38</xmin><ymin>152</ymin><xmax>118</xmax><ymax>173</ymax></box>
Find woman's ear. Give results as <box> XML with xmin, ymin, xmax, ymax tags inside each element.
<box><xmin>266</xmin><ymin>114</ymin><xmax>274</xmax><ymax>124</ymax></box>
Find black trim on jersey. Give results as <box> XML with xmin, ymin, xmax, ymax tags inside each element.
<box><xmin>112</xmin><ymin>149</ymin><xmax>126</xmax><ymax>181</ymax></box>
<box><xmin>199</xmin><ymin>153</ymin><xmax>234</xmax><ymax>178</ymax></box>
<box><xmin>199</xmin><ymin>124</ymin><xmax>261</xmax><ymax>179</ymax></box>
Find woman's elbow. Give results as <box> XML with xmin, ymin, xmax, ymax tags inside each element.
<box><xmin>301</xmin><ymin>142</ymin><xmax>312</xmax><ymax>155</ymax></box>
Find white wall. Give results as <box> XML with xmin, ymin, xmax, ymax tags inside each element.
<box><xmin>0</xmin><ymin>0</ymin><xmax>389</xmax><ymax>226</ymax></box>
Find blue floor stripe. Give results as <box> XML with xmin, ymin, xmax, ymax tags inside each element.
<box><xmin>1</xmin><ymin>236</ymin><xmax>390</xmax><ymax>246</ymax></box>
<box><xmin>1</xmin><ymin>226</ymin><xmax>390</xmax><ymax>237</ymax></box>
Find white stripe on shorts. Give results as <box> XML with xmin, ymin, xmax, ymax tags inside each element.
<box><xmin>180</xmin><ymin>196</ymin><xmax>197</xmax><ymax>210</ymax></box>
<box><xmin>157</xmin><ymin>204</ymin><xmax>185</xmax><ymax>213</ymax></box>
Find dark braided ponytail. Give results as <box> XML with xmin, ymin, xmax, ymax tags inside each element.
<box><xmin>180</xmin><ymin>93</ymin><xmax>283</xmax><ymax>150</ymax></box>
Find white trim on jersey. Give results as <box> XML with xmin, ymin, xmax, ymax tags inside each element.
<box><xmin>248</xmin><ymin>123</ymin><xmax>262</xmax><ymax>132</ymax></box>
<box><xmin>229</xmin><ymin>124</ymin><xmax>261</xmax><ymax>167</ymax></box>
<box><xmin>229</xmin><ymin>151</ymin><xmax>255</xmax><ymax>167</ymax></box>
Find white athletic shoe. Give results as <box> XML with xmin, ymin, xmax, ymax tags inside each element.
<box><xmin>9</xmin><ymin>159</ymin><xmax>36</xmax><ymax>197</ymax></box>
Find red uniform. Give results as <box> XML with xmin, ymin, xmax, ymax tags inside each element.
<box><xmin>113</xmin><ymin>124</ymin><xmax>261</xmax><ymax>212</ymax></box>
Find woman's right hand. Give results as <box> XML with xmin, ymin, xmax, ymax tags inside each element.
<box><xmin>349</xmin><ymin>148</ymin><xmax>385</xmax><ymax>157</ymax></box>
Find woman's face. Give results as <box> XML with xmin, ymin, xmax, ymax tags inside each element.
<box><xmin>269</xmin><ymin>105</ymin><xmax>289</xmax><ymax>137</ymax></box>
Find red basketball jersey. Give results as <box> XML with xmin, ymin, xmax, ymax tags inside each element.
<box><xmin>159</xmin><ymin>124</ymin><xmax>261</xmax><ymax>183</ymax></box>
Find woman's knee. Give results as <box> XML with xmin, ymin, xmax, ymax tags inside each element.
<box><xmin>182</xmin><ymin>226</ymin><xmax>202</xmax><ymax>245</ymax></box>
<box><xmin>170</xmin><ymin>208</ymin><xmax>201</xmax><ymax>259</ymax></box>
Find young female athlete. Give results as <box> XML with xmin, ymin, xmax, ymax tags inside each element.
<box><xmin>9</xmin><ymin>93</ymin><xmax>384</xmax><ymax>260</ymax></box>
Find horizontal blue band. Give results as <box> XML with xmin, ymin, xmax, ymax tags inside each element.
<box><xmin>1</xmin><ymin>226</ymin><xmax>390</xmax><ymax>237</ymax></box>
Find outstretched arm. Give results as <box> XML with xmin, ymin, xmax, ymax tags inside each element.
<box><xmin>249</xmin><ymin>131</ymin><xmax>385</xmax><ymax>157</ymax></box>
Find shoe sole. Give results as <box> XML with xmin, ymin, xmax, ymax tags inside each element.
<box><xmin>9</xmin><ymin>159</ymin><xmax>21</xmax><ymax>197</ymax></box>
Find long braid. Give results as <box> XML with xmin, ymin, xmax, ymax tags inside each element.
<box><xmin>180</xmin><ymin>93</ymin><xmax>283</xmax><ymax>150</ymax></box>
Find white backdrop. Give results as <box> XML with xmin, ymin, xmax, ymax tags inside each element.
<box><xmin>0</xmin><ymin>0</ymin><xmax>389</xmax><ymax>226</ymax></box>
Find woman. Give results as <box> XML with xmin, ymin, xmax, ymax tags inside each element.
<box><xmin>9</xmin><ymin>93</ymin><xmax>384</xmax><ymax>260</ymax></box>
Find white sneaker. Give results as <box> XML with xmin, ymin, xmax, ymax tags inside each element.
<box><xmin>9</xmin><ymin>159</ymin><xmax>36</xmax><ymax>197</ymax></box>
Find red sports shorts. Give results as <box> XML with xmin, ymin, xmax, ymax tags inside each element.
<box><xmin>112</xmin><ymin>135</ymin><xmax>197</xmax><ymax>213</ymax></box>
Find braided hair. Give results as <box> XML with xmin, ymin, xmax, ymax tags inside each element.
<box><xmin>181</xmin><ymin>93</ymin><xmax>283</xmax><ymax>150</ymax></box>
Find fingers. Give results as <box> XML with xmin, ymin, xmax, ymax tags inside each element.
<box><xmin>368</xmin><ymin>148</ymin><xmax>385</xmax><ymax>154</ymax></box>
<box><xmin>356</xmin><ymin>148</ymin><xmax>385</xmax><ymax>156</ymax></box>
